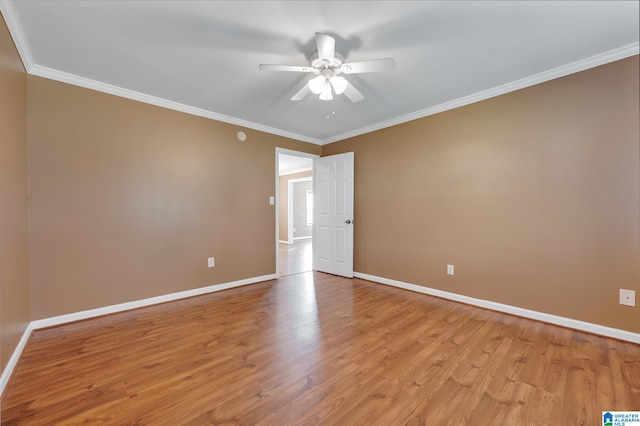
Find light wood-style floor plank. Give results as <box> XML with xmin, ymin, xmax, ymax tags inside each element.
<box><xmin>2</xmin><ymin>271</ymin><xmax>639</xmax><ymax>425</ymax></box>
<box><xmin>279</xmin><ymin>239</ymin><xmax>312</xmax><ymax>277</ymax></box>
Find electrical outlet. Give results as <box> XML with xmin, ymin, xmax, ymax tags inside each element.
<box><xmin>447</xmin><ymin>264</ymin><xmax>454</xmax><ymax>275</ymax></box>
<box><xmin>208</xmin><ymin>257</ymin><xmax>215</xmax><ymax>268</ymax></box>
<box><xmin>619</xmin><ymin>289</ymin><xmax>635</xmax><ymax>306</ymax></box>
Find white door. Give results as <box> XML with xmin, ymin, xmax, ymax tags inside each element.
<box><xmin>313</xmin><ymin>152</ymin><xmax>354</xmax><ymax>278</ymax></box>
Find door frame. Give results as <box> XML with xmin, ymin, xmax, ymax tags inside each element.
<box><xmin>275</xmin><ymin>148</ymin><xmax>319</xmax><ymax>278</ymax></box>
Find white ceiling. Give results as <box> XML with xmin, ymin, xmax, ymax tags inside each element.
<box><xmin>278</xmin><ymin>153</ymin><xmax>313</xmax><ymax>176</ymax></box>
<box><xmin>2</xmin><ymin>1</ymin><xmax>638</xmax><ymax>145</ymax></box>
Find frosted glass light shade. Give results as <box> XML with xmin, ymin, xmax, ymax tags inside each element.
<box><xmin>319</xmin><ymin>81</ymin><xmax>333</xmax><ymax>100</ymax></box>
<box><xmin>308</xmin><ymin>75</ymin><xmax>326</xmax><ymax>94</ymax></box>
<box><xmin>330</xmin><ymin>76</ymin><xmax>348</xmax><ymax>94</ymax></box>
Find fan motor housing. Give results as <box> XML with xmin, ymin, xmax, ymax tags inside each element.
<box><xmin>310</xmin><ymin>52</ymin><xmax>344</xmax><ymax>74</ymax></box>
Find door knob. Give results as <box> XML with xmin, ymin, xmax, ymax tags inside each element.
<box><xmin>346</xmin><ymin>220</ymin><xmax>352</xmax><ymax>224</ymax></box>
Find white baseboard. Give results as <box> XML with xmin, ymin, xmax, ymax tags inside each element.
<box><xmin>30</xmin><ymin>274</ymin><xmax>276</xmax><ymax>330</ymax></box>
<box><xmin>278</xmin><ymin>240</ymin><xmax>290</xmax><ymax>245</ymax></box>
<box><xmin>4</xmin><ymin>271</ymin><xmax>637</xmax><ymax>397</ymax></box>
<box><xmin>354</xmin><ymin>272</ymin><xmax>640</xmax><ymax>344</ymax></box>
<box><xmin>0</xmin><ymin>322</ymin><xmax>35</xmax><ymax>397</ymax></box>
<box><xmin>293</xmin><ymin>236</ymin><xmax>312</xmax><ymax>240</ymax></box>
<box><xmin>0</xmin><ymin>273</ymin><xmax>276</xmax><ymax>397</ymax></box>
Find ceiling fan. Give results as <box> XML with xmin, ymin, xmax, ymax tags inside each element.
<box><xmin>259</xmin><ymin>33</ymin><xmax>396</xmax><ymax>103</ymax></box>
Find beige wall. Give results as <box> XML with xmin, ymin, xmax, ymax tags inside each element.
<box><xmin>278</xmin><ymin>170</ymin><xmax>312</xmax><ymax>242</ymax></box>
<box><xmin>323</xmin><ymin>56</ymin><xmax>640</xmax><ymax>333</ymax></box>
<box><xmin>1</xmin><ymin>12</ymin><xmax>638</xmax><ymax>380</ymax></box>
<box><xmin>27</xmin><ymin>76</ymin><xmax>320</xmax><ymax>319</ymax></box>
<box><xmin>0</xmin><ymin>13</ymin><xmax>30</xmax><ymax>371</ymax></box>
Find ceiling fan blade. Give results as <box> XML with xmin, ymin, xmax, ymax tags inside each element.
<box><xmin>259</xmin><ymin>64</ymin><xmax>312</xmax><ymax>72</ymax></box>
<box><xmin>291</xmin><ymin>84</ymin><xmax>311</xmax><ymax>101</ymax></box>
<box><xmin>341</xmin><ymin>58</ymin><xmax>396</xmax><ymax>74</ymax></box>
<box><xmin>316</xmin><ymin>33</ymin><xmax>335</xmax><ymax>63</ymax></box>
<box><xmin>342</xmin><ymin>82</ymin><xmax>364</xmax><ymax>103</ymax></box>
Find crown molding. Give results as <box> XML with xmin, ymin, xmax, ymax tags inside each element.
<box><xmin>2</xmin><ymin>0</ymin><xmax>636</xmax><ymax>147</ymax></box>
<box><xmin>29</xmin><ymin>65</ymin><xmax>323</xmax><ymax>145</ymax></box>
<box><xmin>29</xmin><ymin>42</ymin><xmax>640</xmax><ymax>146</ymax></box>
<box><xmin>1</xmin><ymin>0</ymin><xmax>322</xmax><ymax>145</ymax></box>
<box><xmin>321</xmin><ymin>42</ymin><xmax>640</xmax><ymax>145</ymax></box>
<box><xmin>0</xmin><ymin>0</ymin><xmax>34</xmax><ymax>71</ymax></box>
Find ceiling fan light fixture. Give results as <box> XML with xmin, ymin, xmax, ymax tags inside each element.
<box><xmin>308</xmin><ymin>75</ymin><xmax>326</xmax><ymax>94</ymax></box>
<box><xmin>330</xmin><ymin>76</ymin><xmax>348</xmax><ymax>95</ymax></box>
<box><xmin>319</xmin><ymin>81</ymin><xmax>333</xmax><ymax>101</ymax></box>
<box><xmin>259</xmin><ymin>33</ymin><xmax>395</xmax><ymax>103</ymax></box>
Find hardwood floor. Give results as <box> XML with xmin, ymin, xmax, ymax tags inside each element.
<box><xmin>2</xmin><ymin>272</ymin><xmax>639</xmax><ymax>425</ymax></box>
<box><xmin>279</xmin><ymin>239</ymin><xmax>312</xmax><ymax>277</ymax></box>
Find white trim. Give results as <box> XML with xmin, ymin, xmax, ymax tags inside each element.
<box><xmin>30</xmin><ymin>41</ymin><xmax>634</xmax><ymax>147</ymax></box>
<box><xmin>275</xmin><ymin>148</ymin><xmax>319</xmax><ymax>278</ymax></box>
<box><xmin>0</xmin><ymin>0</ymin><xmax>310</xmax><ymax>145</ymax></box>
<box><xmin>28</xmin><ymin>65</ymin><xmax>323</xmax><ymax>146</ymax></box>
<box><xmin>278</xmin><ymin>240</ymin><xmax>291</xmax><ymax>245</ymax></box>
<box><xmin>287</xmin><ymin>176</ymin><xmax>313</xmax><ymax>245</ymax></box>
<box><xmin>0</xmin><ymin>0</ymin><xmax>34</xmax><ymax>71</ymax></box>
<box><xmin>30</xmin><ymin>274</ymin><xmax>276</xmax><ymax>329</ymax></box>
<box><xmin>0</xmin><ymin>322</ymin><xmax>34</xmax><ymax>396</ymax></box>
<box><xmin>322</xmin><ymin>43</ymin><xmax>640</xmax><ymax>145</ymax></box>
<box><xmin>4</xmin><ymin>271</ymin><xmax>637</xmax><ymax>396</ymax></box>
<box><xmin>288</xmin><ymin>180</ymin><xmax>294</xmax><ymax>245</ymax></box>
<box><xmin>354</xmin><ymin>272</ymin><xmax>640</xmax><ymax>344</ymax></box>
<box><xmin>293</xmin><ymin>236</ymin><xmax>312</xmax><ymax>241</ymax></box>
<box><xmin>0</xmin><ymin>273</ymin><xmax>276</xmax><ymax>396</ymax></box>
<box><xmin>2</xmin><ymin>0</ymin><xmax>634</xmax><ymax>148</ymax></box>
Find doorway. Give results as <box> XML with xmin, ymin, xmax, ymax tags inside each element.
<box><xmin>275</xmin><ymin>148</ymin><xmax>318</xmax><ymax>277</ymax></box>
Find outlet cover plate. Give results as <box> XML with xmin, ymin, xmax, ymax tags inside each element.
<box><xmin>619</xmin><ymin>289</ymin><xmax>635</xmax><ymax>306</ymax></box>
<box><xmin>208</xmin><ymin>257</ymin><xmax>215</xmax><ymax>268</ymax></box>
<box><xmin>447</xmin><ymin>264</ymin><xmax>454</xmax><ymax>275</ymax></box>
